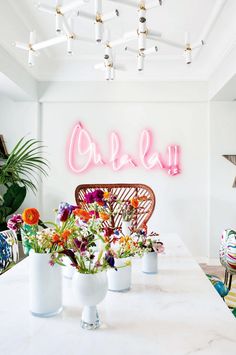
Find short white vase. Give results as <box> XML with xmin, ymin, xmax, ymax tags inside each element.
<box><xmin>72</xmin><ymin>271</ymin><xmax>108</xmax><ymax>330</ymax></box>
<box><xmin>107</xmin><ymin>257</ymin><xmax>131</xmax><ymax>292</ymax></box>
<box><xmin>62</xmin><ymin>256</ymin><xmax>75</xmax><ymax>279</ymax></box>
<box><xmin>142</xmin><ymin>251</ymin><xmax>158</xmax><ymax>274</ymax></box>
<box><xmin>29</xmin><ymin>252</ymin><xmax>63</xmax><ymax>317</ymax></box>
<box><xmin>122</xmin><ymin>220</ymin><xmax>132</xmax><ymax>236</ymax></box>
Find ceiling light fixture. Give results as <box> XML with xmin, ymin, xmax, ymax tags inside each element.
<box><xmin>77</xmin><ymin>0</ymin><xmax>119</xmax><ymax>42</ymax></box>
<box><xmin>13</xmin><ymin>0</ymin><xmax>206</xmax><ymax>79</ymax></box>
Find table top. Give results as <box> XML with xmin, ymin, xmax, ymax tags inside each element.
<box><xmin>1</xmin><ymin>234</ymin><xmax>236</xmax><ymax>355</ymax></box>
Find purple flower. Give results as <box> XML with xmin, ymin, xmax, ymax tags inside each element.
<box><xmin>74</xmin><ymin>238</ymin><xmax>88</xmax><ymax>252</ymax></box>
<box><xmin>104</xmin><ymin>227</ymin><xmax>113</xmax><ymax>237</ymax></box>
<box><xmin>105</xmin><ymin>252</ymin><xmax>117</xmax><ymax>270</ymax></box>
<box><xmin>57</xmin><ymin>202</ymin><xmax>76</xmax><ymax>222</ymax></box>
<box><xmin>7</xmin><ymin>214</ymin><xmax>23</xmax><ymax>232</ymax></box>
<box><xmin>92</xmin><ymin>189</ymin><xmax>104</xmax><ymax>202</ymax></box>
<box><xmin>89</xmin><ymin>210</ymin><xmax>99</xmax><ymax>218</ymax></box>
<box><xmin>60</xmin><ymin>249</ymin><xmax>78</xmax><ymax>267</ymax></box>
<box><xmin>85</xmin><ymin>192</ymin><xmax>95</xmax><ymax>204</ymax></box>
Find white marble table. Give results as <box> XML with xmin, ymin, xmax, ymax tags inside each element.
<box><xmin>1</xmin><ymin>234</ymin><xmax>236</xmax><ymax>355</ymax></box>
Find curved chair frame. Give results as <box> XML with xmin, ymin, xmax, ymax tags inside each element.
<box><xmin>75</xmin><ymin>183</ymin><xmax>156</xmax><ymax>230</ymax></box>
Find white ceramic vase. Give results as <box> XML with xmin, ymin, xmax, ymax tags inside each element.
<box><xmin>72</xmin><ymin>271</ymin><xmax>108</xmax><ymax>330</ymax></box>
<box><xmin>62</xmin><ymin>256</ymin><xmax>75</xmax><ymax>279</ymax></box>
<box><xmin>107</xmin><ymin>257</ymin><xmax>131</xmax><ymax>292</ymax></box>
<box><xmin>142</xmin><ymin>251</ymin><xmax>158</xmax><ymax>274</ymax></box>
<box><xmin>29</xmin><ymin>252</ymin><xmax>63</xmax><ymax>317</ymax></box>
<box><xmin>122</xmin><ymin>220</ymin><xmax>132</xmax><ymax>236</ymax></box>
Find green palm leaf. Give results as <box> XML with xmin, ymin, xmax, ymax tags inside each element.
<box><xmin>0</xmin><ymin>137</ymin><xmax>49</xmax><ymax>192</ymax></box>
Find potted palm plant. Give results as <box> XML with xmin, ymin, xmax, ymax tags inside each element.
<box><xmin>0</xmin><ymin>137</ymin><xmax>49</xmax><ymax>242</ymax></box>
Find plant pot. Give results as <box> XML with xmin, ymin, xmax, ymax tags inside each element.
<box><xmin>107</xmin><ymin>257</ymin><xmax>131</xmax><ymax>292</ymax></box>
<box><xmin>29</xmin><ymin>252</ymin><xmax>63</xmax><ymax>317</ymax></box>
<box><xmin>62</xmin><ymin>256</ymin><xmax>75</xmax><ymax>279</ymax></box>
<box><xmin>122</xmin><ymin>220</ymin><xmax>132</xmax><ymax>236</ymax></box>
<box><xmin>72</xmin><ymin>271</ymin><xmax>108</xmax><ymax>330</ymax></box>
<box><xmin>142</xmin><ymin>251</ymin><xmax>158</xmax><ymax>274</ymax></box>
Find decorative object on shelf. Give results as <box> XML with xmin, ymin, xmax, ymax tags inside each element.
<box><xmin>13</xmin><ymin>0</ymin><xmax>205</xmax><ymax>79</ymax></box>
<box><xmin>222</xmin><ymin>155</ymin><xmax>236</xmax><ymax>187</ymax></box>
<box><xmin>0</xmin><ymin>137</ymin><xmax>48</xmax><ymax>232</ymax></box>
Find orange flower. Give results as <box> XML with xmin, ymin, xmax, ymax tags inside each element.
<box><xmin>138</xmin><ymin>195</ymin><xmax>148</xmax><ymax>202</ymax></box>
<box><xmin>130</xmin><ymin>197</ymin><xmax>139</xmax><ymax>209</ymax></box>
<box><xmin>97</xmin><ymin>201</ymin><xmax>105</xmax><ymax>206</ymax></box>
<box><xmin>52</xmin><ymin>234</ymin><xmax>60</xmax><ymax>243</ymax></box>
<box><xmin>22</xmin><ymin>208</ymin><xmax>40</xmax><ymax>225</ymax></box>
<box><xmin>103</xmin><ymin>191</ymin><xmax>110</xmax><ymax>200</ymax></box>
<box><xmin>73</xmin><ymin>209</ymin><xmax>91</xmax><ymax>222</ymax></box>
<box><xmin>99</xmin><ymin>212</ymin><xmax>110</xmax><ymax>221</ymax></box>
<box><xmin>61</xmin><ymin>230</ymin><xmax>71</xmax><ymax>241</ymax></box>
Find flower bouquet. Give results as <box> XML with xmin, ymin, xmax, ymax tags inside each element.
<box><xmin>105</xmin><ymin>231</ymin><xmax>139</xmax><ymax>292</ymax></box>
<box><xmin>118</xmin><ymin>195</ymin><xmax>147</xmax><ymax>235</ymax></box>
<box><xmin>8</xmin><ymin>207</ymin><xmax>66</xmax><ymax>317</ymax></box>
<box><xmin>133</xmin><ymin>226</ymin><xmax>165</xmax><ymax>274</ymax></box>
<box><xmin>53</xmin><ymin>201</ymin><xmax>116</xmax><ymax>330</ymax></box>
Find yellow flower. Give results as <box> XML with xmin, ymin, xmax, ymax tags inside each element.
<box><xmin>103</xmin><ymin>191</ymin><xmax>110</xmax><ymax>200</ymax></box>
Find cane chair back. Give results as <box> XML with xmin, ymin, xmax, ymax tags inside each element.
<box><xmin>75</xmin><ymin>183</ymin><xmax>156</xmax><ymax>230</ymax></box>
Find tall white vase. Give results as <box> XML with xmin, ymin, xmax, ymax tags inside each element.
<box><xmin>142</xmin><ymin>251</ymin><xmax>158</xmax><ymax>274</ymax></box>
<box><xmin>72</xmin><ymin>271</ymin><xmax>108</xmax><ymax>330</ymax></box>
<box><xmin>29</xmin><ymin>252</ymin><xmax>63</xmax><ymax>317</ymax></box>
<box><xmin>122</xmin><ymin>220</ymin><xmax>132</xmax><ymax>236</ymax></box>
<box><xmin>107</xmin><ymin>257</ymin><xmax>131</xmax><ymax>292</ymax></box>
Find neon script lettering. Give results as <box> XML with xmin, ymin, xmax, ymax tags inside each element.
<box><xmin>68</xmin><ymin>122</ymin><xmax>181</xmax><ymax>175</ymax></box>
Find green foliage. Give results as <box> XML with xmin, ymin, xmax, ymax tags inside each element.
<box><xmin>0</xmin><ymin>183</ymin><xmax>26</xmax><ymax>224</ymax></box>
<box><xmin>0</xmin><ymin>137</ymin><xmax>49</xmax><ymax>193</ymax></box>
<box><xmin>0</xmin><ymin>137</ymin><xmax>49</xmax><ymax>230</ymax></box>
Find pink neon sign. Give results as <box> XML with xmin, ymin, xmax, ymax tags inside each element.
<box><xmin>68</xmin><ymin>122</ymin><xmax>181</xmax><ymax>175</ymax></box>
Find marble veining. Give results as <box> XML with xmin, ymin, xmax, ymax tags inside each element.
<box><xmin>0</xmin><ymin>234</ymin><xmax>236</xmax><ymax>355</ymax></box>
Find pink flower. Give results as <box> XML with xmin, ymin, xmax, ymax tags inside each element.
<box><xmin>7</xmin><ymin>214</ymin><xmax>23</xmax><ymax>232</ymax></box>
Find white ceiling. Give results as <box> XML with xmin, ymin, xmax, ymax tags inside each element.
<box><xmin>0</xmin><ymin>0</ymin><xmax>235</xmax><ymax>81</ymax></box>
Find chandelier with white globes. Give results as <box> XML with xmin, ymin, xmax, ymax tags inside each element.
<box><xmin>14</xmin><ymin>0</ymin><xmax>205</xmax><ymax>81</ymax></box>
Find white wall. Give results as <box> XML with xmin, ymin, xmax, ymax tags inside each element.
<box><xmin>41</xmin><ymin>100</ymin><xmax>208</xmax><ymax>258</ymax></box>
<box><xmin>4</xmin><ymin>82</ymin><xmax>230</xmax><ymax>261</ymax></box>
<box><xmin>0</xmin><ymin>97</ymin><xmax>39</xmax><ymax>209</ymax></box>
<box><xmin>209</xmin><ymin>102</ymin><xmax>236</xmax><ymax>258</ymax></box>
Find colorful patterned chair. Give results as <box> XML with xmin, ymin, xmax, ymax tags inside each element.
<box><xmin>0</xmin><ymin>230</ymin><xmax>19</xmax><ymax>275</ymax></box>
